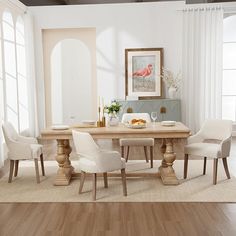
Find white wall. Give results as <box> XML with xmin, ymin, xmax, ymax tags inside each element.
<box><xmin>29</xmin><ymin>1</ymin><xmax>185</xmax><ymax>130</ymax></box>
<box><xmin>60</xmin><ymin>39</ymin><xmax>92</xmax><ymax>124</ymax></box>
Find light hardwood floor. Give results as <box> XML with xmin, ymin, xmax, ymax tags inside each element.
<box><xmin>0</xmin><ymin>203</ymin><xmax>236</xmax><ymax>236</ymax></box>
<box><xmin>0</xmin><ymin>138</ymin><xmax>236</xmax><ymax>235</ymax></box>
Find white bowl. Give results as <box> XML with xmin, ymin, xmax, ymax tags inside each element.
<box><xmin>161</xmin><ymin>121</ymin><xmax>176</xmax><ymax>127</ymax></box>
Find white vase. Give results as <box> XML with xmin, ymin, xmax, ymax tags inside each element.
<box><xmin>108</xmin><ymin>114</ymin><xmax>119</xmax><ymax>126</ymax></box>
<box><xmin>168</xmin><ymin>86</ymin><xmax>177</xmax><ymax>99</ymax></box>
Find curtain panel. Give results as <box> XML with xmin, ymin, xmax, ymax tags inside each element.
<box><xmin>182</xmin><ymin>6</ymin><xmax>223</xmax><ymax>133</ymax></box>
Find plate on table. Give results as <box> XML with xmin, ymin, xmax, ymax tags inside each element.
<box><xmin>82</xmin><ymin>120</ymin><xmax>96</xmax><ymax>125</ymax></box>
<box><xmin>161</xmin><ymin>121</ymin><xmax>176</xmax><ymax>127</ymax></box>
<box><xmin>51</xmin><ymin>125</ymin><xmax>69</xmax><ymax>130</ymax></box>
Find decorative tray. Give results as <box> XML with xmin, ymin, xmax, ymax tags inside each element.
<box><xmin>125</xmin><ymin>123</ymin><xmax>147</xmax><ymax>129</ymax></box>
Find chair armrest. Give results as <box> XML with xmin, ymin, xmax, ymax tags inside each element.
<box><xmin>220</xmin><ymin>136</ymin><xmax>232</xmax><ymax>158</ymax></box>
<box><xmin>8</xmin><ymin>141</ymin><xmax>32</xmax><ymax>159</ymax></box>
<box><xmin>17</xmin><ymin>135</ymin><xmax>38</xmax><ymax>144</ymax></box>
<box><xmin>188</xmin><ymin>133</ymin><xmax>204</xmax><ymax>144</ymax></box>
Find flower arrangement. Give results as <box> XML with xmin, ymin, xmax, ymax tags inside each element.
<box><xmin>104</xmin><ymin>100</ymin><xmax>122</xmax><ymax>115</ymax></box>
<box><xmin>160</xmin><ymin>68</ymin><xmax>181</xmax><ymax>90</ymax></box>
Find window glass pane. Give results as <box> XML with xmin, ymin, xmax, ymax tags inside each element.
<box><xmin>223</xmin><ymin>43</ymin><xmax>236</xmax><ymax>69</ymax></box>
<box><xmin>16</xmin><ymin>17</ymin><xmax>25</xmax><ymax>45</ymax></box>
<box><xmin>5</xmin><ymin>74</ymin><xmax>17</xmax><ymax>113</ymax></box>
<box><xmin>19</xmin><ymin>105</ymin><xmax>29</xmax><ymax>132</ymax></box>
<box><xmin>7</xmin><ymin>107</ymin><xmax>18</xmax><ymax>131</ymax></box>
<box><xmin>4</xmin><ymin>42</ymin><xmax>16</xmax><ymax>77</ymax></box>
<box><xmin>17</xmin><ymin>45</ymin><xmax>26</xmax><ymax>76</ymax></box>
<box><xmin>222</xmin><ymin>70</ymin><xmax>236</xmax><ymax>95</ymax></box>
<box><xmin>2</xmin><ymin>12</ymin><xmax>14</xmax><ymax>41</ymax></box>
<box><xmin>224</xmin><ymin>15</ymin><xmax>236</xmax><ymax>42</ymax></box>
<box><xmin>222</xmin><ymin>96</ymin><xmax>236</xmax><ymax>121</ymax></box>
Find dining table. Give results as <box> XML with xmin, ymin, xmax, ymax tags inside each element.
<box><xmin>40</xmin><ymin>122</ymin><xmax>191</xmax><ymax>186</ymax></box>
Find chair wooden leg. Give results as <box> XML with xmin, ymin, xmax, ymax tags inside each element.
<box><xmin>79</xmin><ymin>171</ymin><xmax>86</xmax><ymax>194</ymax></box>
<box><xmin>14</xmin><ymin>160</ymin><xmax>19</xmax><ymax>177</ymax></box>
<box><xmin>203</xmin><ymin>157</ymin><xmax>207</xmax><ymax>175</ymax></box>
<box><xmin>40</xmin><ymin>154</ymin><xmax>45</xmax><ymax>176</ymax></box>
<box><xmin>34</xmin><ymin>159</ymin><xmax>40</xmax><ymax>184</ymax></box>
<box><xmin>184</xmin><ymin>154</ymin><xmax>188</xmax><ymax>179</ymax></box>
<box><xmin>103</xmin><ymin>172</ymin><xmax>108</xmax><ymax>188</ymax></box>
<box><xmin>150</xmin><ymin>146</ymin><xmax>154</xmax><ymax>168</ymax></box>
<box><xmin>213</xmin><ymin>159</ymin><xmax>218</xmax><ymax>185</ymax></box>
<box><xmin>8</xmin><ymin>160</ymin><xmax>14</xmax><ymax>183</ymax></box>
<box><xmin>92</xmin><ymin>173</ymin><xmax>97</xmax><ymax>201</ymax></box>
<box><xmin>144</xmin><ymin>146</ymin><xmax>149</xmax><ymax>163</ymax></box>
<box><xmin>121</xmin><ymin>168</ymin><xmax>127</xmax><ymax>196</ymax></box>
<box><xmin>125</xmin><ymin>146</ymin><xmax>130</xmax><ymax>162</ymax></box>
<box><xmin>222</xmin><ymin>157</ymin><xmax>230</xmax><ymax>179</ymax></box>
<box><xmin>121</xmin><ymin>146</ymin><xmax>125</xmax><ymax>158</ymax></box>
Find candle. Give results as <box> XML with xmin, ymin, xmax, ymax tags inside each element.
<box><xmin>102</xmin><ymin>97</ymin><xmax>104</xmax><ymax>111</ymax></box>
<box><xmin>98</xmin><ymin>96</ymin><xmax>100</xmax><ymax>108</ymax></box>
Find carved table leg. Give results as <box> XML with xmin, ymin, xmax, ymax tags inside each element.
<box><xmin>54</xmin><ymin>139</ymin><xmax>74</xmax><ymax>186</ymax></box>
<box><xmin>158</xmin><ymin>138</ymin><xmax>179</xmax><ymax>185</ymax></box>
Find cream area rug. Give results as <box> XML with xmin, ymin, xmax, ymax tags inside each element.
<box><xmin>0</xmin><ymin>160</ymin><xmax>236</xmax><ymax>202</ymax></box>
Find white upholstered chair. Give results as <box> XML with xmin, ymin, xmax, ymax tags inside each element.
<box><xmin>2</xmin><ymin>122</ymin><xmax>45</xmax><ymax>183</ymax></box>
<box><xmin>120</xmin><ymin>113</ymin><xmax>154</xmax><ymax>168</ymax></box>
<box><xmin>184</xmin><ymin>119</ymin><xmax>233</xmax><ymax>184</ymax></box>
<box><xmin>72</xmin><ymin>130</ymin><xmax>127</xmax><ymax>201</ymax></box>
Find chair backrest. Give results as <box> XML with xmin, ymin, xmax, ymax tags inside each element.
<box><xmin>121</xmin><ymin>113</ymin><xmax>151</xmax><ymax>123</ymax></box>
<box><xmin>72</xmin><ymin>130</ymin><xmax>100</xmax><ymax>161</ymax></box>
<box><xmin>2</xmin><ymin>122</ymin><xmax>19</xmax><ymax>146</ymax></box>
<box><xmin>199</xmin><ymin>119</ymin><xmax>233</xmax><ymax>140</ymax></box>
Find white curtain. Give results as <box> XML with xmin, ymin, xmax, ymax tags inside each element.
<box><xmin>182</xmin><ymin>6</ymin><xmax>223</xmax><ymax>133</ymax></box>
<box><xmin>24</xmin><ymin>12</ymin><xmax>39</xmax><ymax>137</ymax></box>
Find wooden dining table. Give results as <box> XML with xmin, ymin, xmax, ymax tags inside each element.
<box><xmin>40</xmin><ymin>122</ymin><xmax>190</xmax><ymax>186</ymax></box>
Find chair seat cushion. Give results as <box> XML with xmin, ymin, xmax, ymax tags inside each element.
<box><xmin>79</xmin><ymin>157</ymin><xmax>126</xmax><ymax>173</ymax></box>
<box><xmin>119</xmin><ymin>138</ymin><xmax>154</xmax><ymax>146</ymax></box>
<box><xmin>185</xmin><ymin>143</ymin><xmax>221</xmax><ymax>158</ymax></box>
<box><xmin>30</xmin><ymin>144</ymin><xmax>43</xmax><ymax>159</ymax></box>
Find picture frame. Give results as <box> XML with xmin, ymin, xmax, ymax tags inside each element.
<box><xmin>125</xmin><ymin>48</ymin><xmax>163</xmax><ymax>100</ymax></box>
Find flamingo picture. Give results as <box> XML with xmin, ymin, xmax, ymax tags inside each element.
<box><xmin>132</xmin><ymin>64</ymin><xmax>153</xmax><ymax>78</ymax></box>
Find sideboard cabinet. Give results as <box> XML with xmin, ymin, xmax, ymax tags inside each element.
<box><xmin>117</xmin><ymin>99</ymin><xmax>181</xmax><ymax>122</ymax></box>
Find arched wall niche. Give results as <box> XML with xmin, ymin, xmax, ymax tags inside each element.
<box><xmin>42</xmin><ymin>28</ymin><xmax>97</xmax><ymax>126</ymax></box>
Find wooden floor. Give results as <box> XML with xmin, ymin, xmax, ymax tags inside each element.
<box><xmin>0</xmin><ymin>202</ymin><xmax>236</xmax><ymax>236</ymax></box>
<box><xmin>0</xmin><ymin>139</ymin><xmax>236</xmax><ymax>235</ymax></box>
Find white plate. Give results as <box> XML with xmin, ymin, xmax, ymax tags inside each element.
<box><xmin>126</xmin><ymin>124</ymin><xmax>147</xmax><ymax>129</ymax></box>
<box><xmin>82</xmin><ymin>120</ymin><xmax>96</xmax><ymax>125</ymax></box>
<box><xmin>51</xmin><ymin>125</ymin><xmax>69</xmax><ymax>130</ymax></box>
<box><xmin>161</xmin><ymin>121</ymin><xmax>176</xmax><ymax>127</ymax></box>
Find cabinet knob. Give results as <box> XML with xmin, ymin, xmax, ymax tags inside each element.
<box><xmin>160</xmin><ymin>107</ymin><xmax>166</xmax><ymax>114</ymax></box>
<box><xmin>127</xmin><ymin>107</ymin><xmax>133</xmax><ymax>113</ymax></box>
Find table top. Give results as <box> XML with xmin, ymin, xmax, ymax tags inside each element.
<box><xmin>40</xmin><ymin>122</ymin><xmax>191</xmax><ymax>140</ymax></box>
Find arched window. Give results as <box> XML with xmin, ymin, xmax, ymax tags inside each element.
<box><xmin>1</xmin><ymin>11</ymin><xmax>29</xmax><ymax>133</ymax></box>
<box><xmin>222</xmin><ymin>15</ymin><xmax>236</xmax><ymax>121</ymax></box>
<box><xmin>2</xmin><ymin>11</ymin><xmax>18</xmax><ymax>130</ymax></box>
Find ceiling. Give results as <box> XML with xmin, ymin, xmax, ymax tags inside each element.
<box><xmin>18</xmin><ymin>0</ymin><xmax>236</xmax><ymax>6</ymax></box>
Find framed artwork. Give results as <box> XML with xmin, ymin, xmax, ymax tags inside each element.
<box><xmin>125</xmin><ymin>48</ymin><xmax>163</xmax><ymax>99</ymax></box>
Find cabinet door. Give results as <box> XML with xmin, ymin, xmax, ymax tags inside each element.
<box><xmin>161</xmin><ymin>99</ymin><xmax>181</xmax><ymax>121</ymax></box>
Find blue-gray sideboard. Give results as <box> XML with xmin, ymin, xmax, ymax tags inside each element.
<box><xmin>117</xmin><ymin>99</ymin><xmax>181</xmax><ymax>122</ymax></box>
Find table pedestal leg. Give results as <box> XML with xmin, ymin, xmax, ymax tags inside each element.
<box><xmin>159</xmin><ymin>138</ymin><xmax>179</xmax><ymax>185</ymax></box>
<box><xmin>54</xmin><ymin>139</ymin><xmax>74</xmax><ymax>186</ymax></box>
